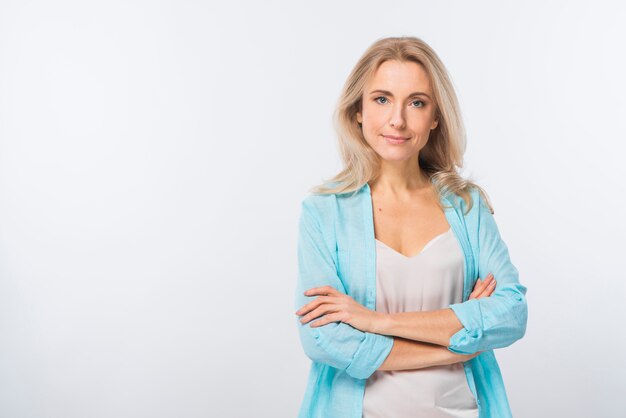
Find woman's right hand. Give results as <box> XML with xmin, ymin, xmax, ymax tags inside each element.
<box><xmin>468</xmin><ymin>273</ymin><xmax>496</xmax><ymax>300</ymax></box>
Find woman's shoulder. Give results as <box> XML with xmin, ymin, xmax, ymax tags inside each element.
<box><xmin>300</xmin><ymin>190</ymin><xmax>339</xmax><ymax>216</ymax></box>
<box><xmin>443</xmin><ymin>185</ymin><xmax>488</xmax><ymax>217</ymax></box>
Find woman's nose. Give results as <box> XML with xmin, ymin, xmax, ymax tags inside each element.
<box><xmin>389</xmin><ymin>107</ymin><xmax>406</xmax><ymax>129</ymax></box>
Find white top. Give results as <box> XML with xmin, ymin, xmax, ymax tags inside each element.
<box><xmin>362</xmin><ymin>228</ymin><xmax>479</xmax><ymax>418</ymax></box>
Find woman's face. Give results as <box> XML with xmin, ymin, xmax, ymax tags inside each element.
<box><xmin>357</xmin><ymin>60</ymin><xmax>439</xmax><ymax>163</ymax></box>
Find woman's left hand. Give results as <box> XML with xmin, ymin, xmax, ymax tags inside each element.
<box><xmin>295</xmin><ymin>285</ymin><xmax>383</xmax><ymax>333</ymax></box>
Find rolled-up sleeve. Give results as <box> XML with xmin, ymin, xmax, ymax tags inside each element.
<box><xmin>294</xmin><ymin>198</ymin><xmax>394</xmax><ymax>380</ymax></box>
<box><xmin>447</xmin><ymin>192</ymin><xmax>528</xmax><ymax>355</ymax></box>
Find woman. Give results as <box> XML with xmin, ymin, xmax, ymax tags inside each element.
<box><xmin>293</xmin><ymin>36</ymin><xmax>528</xmax><ymax>418</ymax></box>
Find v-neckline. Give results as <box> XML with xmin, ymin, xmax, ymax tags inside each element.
<box><xmin>375</xmin><ymin>228</ymin><xmax>451</xmax><ymax>259</ymax></box>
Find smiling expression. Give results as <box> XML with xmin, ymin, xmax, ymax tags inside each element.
<box><xmin>356</xmin><ymin>60</ymin><xmax>439</xmax><ymax>163</ymax></box>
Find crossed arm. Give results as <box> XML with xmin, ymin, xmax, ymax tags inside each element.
<box><xmin>297</xmin><ymin>274</ymin><xmax>497</xmax><ymax>371</ymax></box>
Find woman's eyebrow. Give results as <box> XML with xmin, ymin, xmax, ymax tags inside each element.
<box><xmin>369</xmin><ymin>89</ymin><xmax>432</xmax><ymax>100</ymax></box>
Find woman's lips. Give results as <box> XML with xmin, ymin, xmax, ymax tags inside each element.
<box><xmin>382</xmin><ymin>135</ymin><xmax>408</xmax><ymax>144</ymax></box>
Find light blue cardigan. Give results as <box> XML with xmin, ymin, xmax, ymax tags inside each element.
<box><xmin>294</xmin><ymin>180</ymin><xmax>528</xmax><ymax>418</ymax></box>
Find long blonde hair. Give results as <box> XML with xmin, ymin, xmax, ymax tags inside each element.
<box><xmin>309</xmin><ymin>36</ymin><xmax>494</xmax><ymax>215</ymax></box>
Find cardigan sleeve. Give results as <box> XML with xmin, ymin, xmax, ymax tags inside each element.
<box><xmin>446</xmin><ymin>192</ymin><xmax>529</xmax><ymax>355</ymax></box>
<box><xmin>294</xmin><ymin>198</ymin><xmax>394</xmax><ymax>380</ymax></box>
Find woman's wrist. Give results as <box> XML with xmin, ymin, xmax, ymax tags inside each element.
<box><xmin>370</xmin><ymin>312</ymin><xmax>391</xmax><ymax>335</ymax></box>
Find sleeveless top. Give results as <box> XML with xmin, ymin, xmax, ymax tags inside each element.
<box><xmin>362</xmin><ymin>228</ymin><xmax>479</xmax><ymax>418</ymax></box>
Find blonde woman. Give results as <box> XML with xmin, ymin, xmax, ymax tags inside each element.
<box><xmin>294</xmin><ymin>36</ymin><xmax>528</xmax><ymax>418</ymax></box>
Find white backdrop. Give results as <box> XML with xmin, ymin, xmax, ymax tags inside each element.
<box><xmin>1</xmin><ymin>1</ymin><xmax>625</xmax><ymax>417</ymax></box>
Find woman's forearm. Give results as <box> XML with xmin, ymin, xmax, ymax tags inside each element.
<box><xmin>378</xmin><ymin>337</ymin><xmax>478</xmax><ymax>371</ymax></box>
<box><xmin>373</xmin><ymin>308</ymin><xmax>464</xmax><ymax>347</ymax></box>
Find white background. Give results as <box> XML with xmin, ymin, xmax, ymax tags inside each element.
<box><xmin>1</xmin><ymin>1</ymin><xmax>625</xmax><ymax>417</ymax></box>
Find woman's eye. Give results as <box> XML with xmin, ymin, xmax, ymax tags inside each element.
<box><xmin>374</xmin><ymin>96</ymin><xmax>425</xmax><ymax>108</ymax></box>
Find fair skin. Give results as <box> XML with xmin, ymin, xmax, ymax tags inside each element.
<box><xmin>295</xmin><ymin>60</ymin><xmax>497</xmax><ymax>370</ymax></box>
